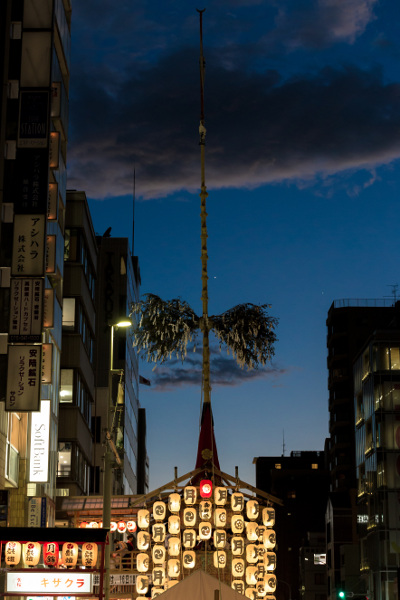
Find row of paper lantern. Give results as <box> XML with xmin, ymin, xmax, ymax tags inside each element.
<box><xmin>134</xmin><ymin>527</ymin><xmax>275</xmax><ymax>550</ymax></box>
<box><xmin>140</xmin><ymin>497</ymin><xmax>275</xmax><ymax>525</ymax></box>
<box><xmin>4</xmin><ymin>541</ymin><xmax>98</xmax><ymax>568</ymax></box>
<box><xmin>136</xmin><ymin>572</ymin><xmax>276</xmax><ymax>596</ymax></box>
<box><xmin>79</xmin><ymin>520</ymin><xmax>137</xmax><ymax>533</ymax></box>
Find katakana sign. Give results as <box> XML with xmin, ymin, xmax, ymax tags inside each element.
<box><xmin>6</xmin><ymin>573</ymin><xmax>92</xmax><ymax>594</ymax></box>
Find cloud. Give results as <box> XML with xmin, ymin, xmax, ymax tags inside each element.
<box><xmin>143</xmin><ymin>348</ymin><xmax>288</xmax><ymax>390</ymax></box>
<box><xmin>67</xmin><ymin>48</ymin><xmax>400</xmax><ymax>200</ymax></box>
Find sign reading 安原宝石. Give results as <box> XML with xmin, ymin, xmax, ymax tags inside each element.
<box><xmin>5</xmin><ymin>344</ymin><xmax>41</xmax><ymax>411</ymax></box>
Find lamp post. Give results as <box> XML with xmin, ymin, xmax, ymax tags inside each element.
<box><xmin>103</xmin><ymin>319</ymin><xmax>132</xmax><ymax>600</ymax></box>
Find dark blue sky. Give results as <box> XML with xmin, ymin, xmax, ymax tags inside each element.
<box><xmin>68</xmin><ymin>0</ymin><xmax>400</xmax><ymax>489</ymax></box>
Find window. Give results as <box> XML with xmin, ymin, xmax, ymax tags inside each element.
<box><xmin>62</xmin><ymin>297</ymin><xmax>75</xmax><ymax>329</ymax></box>
<box><xmin>312</xmin><ymin>463</ymin><xmax>318</xmax><ymax>469</ymax></box>
<box><xmin>314</xmin><ymin>554</ymin><xmax>326</xmax><ymax>565</ymax></box>
<box><xmin>288</xmin><ymin>491</ymin><xmax>296</xmax><ymax>499</ymax></box>
<box><xmin>58</xmin><ymin>442</ymin><xmax>72</xmax><ymax>476</ymax></box>
<box><xmin>60</xmin><ymin>369</ymin><xmax>73</xmax><ymax>403</ymax></box>
<box><xmin>275</xmin><ymin>463</ymin><xmax>281</xmax><ymax>469</ymax></box>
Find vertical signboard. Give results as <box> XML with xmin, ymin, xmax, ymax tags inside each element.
<box><xmin>11</xmin><ymin>214</ymin><xmax>46</xmax><ymax>276</ymax></box>
<box><xmin>42</xmin><ymin>343</ymin><xmax>52</xmax><ymax>383</ymax></box>
<box><xmin>28</xmin><ymin>497</ymin><xmax>42</xmax><ymax>527</ymax></box>
<box><xmin>18</xmin><ymin>90</ymin><xmax>49</xmax><ymax>148</ymax></box>
<box><xmin>6</xmin><ymin>344</ymin><xmax>41</xmax><ymax>411</ymax></box>
<box><xmin>9</xmin><ymin>278</ymin><xmax>44</xmax><ymax>342</ymax></box>
<box><xmin>29</xmin><ymin>400</ymin><xmax>51</xmax><ymax>483</ymax></box>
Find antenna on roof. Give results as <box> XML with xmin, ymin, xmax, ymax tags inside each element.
<box><xmin>385</xmin><ymin>284</ymin><xmax>398</xmax><ymax>304</ymax></box>
<box><xmin>282</xmin><ymin>430</ymin><xmax>286</xmax><ymax>457</ymax></box>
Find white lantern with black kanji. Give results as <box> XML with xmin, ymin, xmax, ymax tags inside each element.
<box><xmin>213</xmin><ymin>529</ymin><xmax>227</xmax><ymax>549</ymax></box>
<box><xmin>183</xmin><ymin>550</ymin><xmax>196</xmax><ymax>569</ymax></box>
<box><xmin>168</xmin><ymin>493</ymin><xmax>181</xmax><ymax>513</ymax></box>
<box><xmin>263</xmin><ymin>529</ymin><xmax>276</xmax><ymax>550</ymax></box>
<box><xmin>167</xmin><ymin>558</ymin><xmax>181</xmax><ymax>578</ymax></box>
<box><xmin>152</xmin><ymin>567</ymin><xmax>166</xmax><ymax>587</ymax></box>
<box><xmin>199</xmin><ymin>500</ymin><xmax>212</xmax><ymax>520</ymax></box>
<box><xmin>152</xmin><ymin>589</ymin><xmax>164</xmax><ymax>598</ymax></box>
<box><xmin>231</xmin><ymin>492</ymin><xmax>244</xmax><ymax>512</ymax></box>
<box><xmin>246</xmin><ymin>566</ymin><xmax>258</xmax><ymax>586</ymax></box>
<box><xmin>231</xmin><ymin>514</ymin><xmax>245</xmax><ymax>534</ymax></box>
<box><xmin>168</xmin><ymin>514</ymin><xmax>180</xmax><ymax>535</ymax></box>
<box><xmin>232</xmin><ymin>581</ymin><xmax>245</xmax><ymax>595</ymax></box>
<box><xmin>183</xmin><ymin>507</ymin><xmax>197</xmax><ymax>527</ymax></box>
<box><xmin>257</xmin><ymin>581</ymin><xmax>267</xmax><ymax>598</ymax></box>
<box><xmin>262</xmin><ymin>507</ymin><xmax>275</xmax><ymax>527</ymax></box>
<box><xmin>5</xmin><ymin>542</ymin><xmax>21</xmax><ymax>567</ymax></box>
<box><xmin>265</xmin><ymin>552</ymin><xmax>277</xmax><ymax>571</ymax></box>
<box><xmin>214</xmin><ymin>508</ymin><xmax>227</xmax><ymax>528</ymax></box>
<box><xmin>137</xmin><ymin>553</ymin><xmax>150</xmax><ymax>572</ymax></box>
<box><xmin>214</xmin><ymin>550</ymin><xmax>226</xmax><ymax>569</ymax></box>
<box><xmin>214</xmin><ymin>486</ymin><xmax>227</xmax><ymax>506</ymax></box>
<box><xmin>183</xmin><ymin>529</ymin><xmax>197</xmax><ymax>548</ymax></box>
<box><xmin>265</xmin><ymin>574</ymin><xmax>277</xmax><ymax>593</ymax></box>
<box><xmin>246</xmin><ymin>521</ymin><xmax>258</xmax><ymax>541</ymax></box>
<box><xmin>183</xmin><ymin>486</ymin><xmax>197</xmax><ymax>505</ymax></box>
<box><xmin>246</xmin><ymin>544</ymin><xmax>259</xmax><ymax>564</ymax></box>
<box><xmin>231</xmin><ymin>535</ymin><xmax>245</xmax><ymax>555</ymax></box>
<box><xmin>199</xmin><ymin>521</ymin><xmax>212</xmax><ymax>540</ymax></box>
<box><xmin>82</xmin><ymin>542</ymin><xmax>98</xmax><ymax>568</ymax></box>
<box><xmin>61</xmin><ymin>542</ymin><xmax>78</xmax><ymax>568</ymax></box>
<box><xmin>232</xmin><ymin>558</ymin><xmax>245</xmax><ymax>578</ymax></box>
<box><xmin>138</xmin><ymin>509</ymin><xmax>150</xmax><ymax>529</ymax></box>
<box><xmin>152</xmin><ymin>544</ymin><xmax>166</xmax><ymax>564</ymax></box>
<box><xmin>136</xmin><ymin>575</ymin><xmax>149</xmax><ymax>595</ymax></box>
<box><xmin>246</xmin><ymin>499</ymin><xmax>259</xmax><ymax>520</ymax></box>
<box><xmin>153</xmin><ymin>501</ymin><xmax>166</xmax><ymax>521</ymax></box>
<box><xmin>152</xmin><ymin>523</ymin><xmax>166</xmax><ymax>544</ymax></box>
<box><xmin>137</xmin><ymin>531</ymin><xmax>151</xmax><ymax>550</ymax></box>
<box><xmin>257</xmin><ymin>524</ymin><xmax>266</xmax><ymax>542</ymax></box>
<box><xmin>168</xmin><ymin>536</ymin><xmax>180</xmax><ymax>556</ymax></box>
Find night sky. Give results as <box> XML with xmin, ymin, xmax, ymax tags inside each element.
<box><xmin>67</xmin><ymin>0</ymin><xmax>400</xmax><ymax>490</ymax></box>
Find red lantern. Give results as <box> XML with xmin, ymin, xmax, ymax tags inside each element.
<box><xmin>200</xmin><ymin>479</ymin><xmax>213</xmax><ymax>498</ymax></box>
<box><xmin>127</xmin><ymin>520</ymin><xmax>137</xmax><ymax>532</ymax></box>
<box><xmin>117</xmin><ymin>520</ymin><xmax>126</xmax><ymax>533</ymax></box>
<box><xmin>79</xmin><ymin>521</ymin><xmax>88</xmax><ymax>528</ymax></box>
<box><xmin>43</xmin><ymin>542</ymin><xmax>59</xmax><ymax>567</ymax></box>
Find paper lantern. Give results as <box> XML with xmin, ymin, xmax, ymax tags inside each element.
<box><xmin>213</xmin><ymin>529</ymin><xmax>227</xmax><ymax>548</ymax></box>
<box><xmin>246</xmin><ymin>499</ymin><xmax>259</xmax><ymax>520</ymax></box>
<box><xmin>265</xmin><ymin>574</ymin><xmax>277</xmax><ymax>593</ymax></box>
<box><xmin>127</xmin><ymin>520</ymin><xmax>137</xmax><ymax>532</ymax></box>
<box><xmin>231</xmin><ymin>492</ymin><xmax>245</xmax><ymax>512</ymax></box>
<box><xmin>98</xmin><ymin>521</ymin><xmax>103</xmax><ymax>528</ymax></box>
<box><xmin>232</xmin><ymin>581</ymin><xmax>245</xmax><ymax>594</ymax></box>
<box><xmin>110</xmin><ymin>521</ymin><xmax>117</xmax><ymax>532</ymax></box>
<box><xmin>5</xmin><ymin>542</ymin><xmax>21</xmax><ymax>566</ymax></box>
<box><xmin>246</xmin><ymin>521</ymin><xmax>258</xmax><ymax>541</ymax></box>
<box><xmin>138</xmin><ymin>510</ymin><xmax>150</xmax><ymax>529</ymax></box>
<box><xmin>152</xmin><ymin>523</ymin><xmax>166</xmax><ymax>544</ymax></box>
<box><xmin>262</xmin><ymin>507</ymin><xmax>275</xmax><ymax>528</ymax></box>
<box><xmin>43</xmin><ymin>542</ymin><xmax>59</xmax><ymax>567</ymax></box>
<box><xmin>265</xmin><ymin>596</ymin><xmax>276</xmax><ymax>600</ymax></box>
<box><xmin>199</xmin><ymin>521</ymin><xmax>212</xmax><ymax>540</ymax></box>
<box><xmin>153</xmin><ymin>501</ymin><xmax>167</xmax><ymax>521</ymax></box>
<box><xmin>257</xmin><ymin>525</ymin><xmax>266</xmax><ymax>542</ymax></box>
<box><xmin>82</xmin><ymin>543</ymin><xmax>98</xmax><ymax>568</ymax></box>
<box><xmin>258</xmin><ymin>563</ymin><xmax>266</xmax><ymax>579</ymax></box>
<box><xmin>232</xmin><ymin>558</ymin><xmax>245</xmax><ymax>577</ymax></box>
<box><xmin>79</xmin><ymin>521</ymin><xmax>88</xmax><ymax>528</ymax></box>
<box><xmin>62</xmin><ymin>542</ymin><xmax>78</xmax><ymax>568</ymax></box>
<box><xmin>183</xmin><ymin>529</ymin><xmax>197</xmax><ymax>548</ymax></box>
<box><xmin>183</xmin><ymin>550</ymin><xmax>196</xmax><ymax>569</ymax></box>
<box><xmin>184</xmin><ymin>485</ymin><xmax>197</xmax><ymax>505</ymax></box>
<box><xmin>136</xmin><ymin>575</ymin><xmax>149</xmax><ymax>595</ymax></box>
<box><xmin>263</xmin><ymin>529</ymin><xmax>276</xmax><ymax>550</ymax></box>
<box><xmin>245</xmin><ymin>588</ymin><xmax>257</xmax><ymax>600</ymax></box>
<box><xmin>166</xmin><ymin>580</ymin><xmax>179</xmax><ymax>589</ymax></box>
<box><xmin>152</xmin><ymin>567</ymin><xmax>166</xmax><ymax>587</ymax></box>
<box><xmin>137</xmin><ymin>553</ymin><xmax>150</xmax><ymax>572</ymax></box>
<box><xmin>214</xmin><ymin>486</ymin><xmax>227</xmax><ymax>505</ymax></box>
<box><xmin>199</xmin><ymin>479</ymin><xmax>212</xmax><ymax>498</ymax></box>
<box><xmin>117</xmin><ymin>520</ymin><xmax>127</xmax><ymax>533</ymax></box>
<box><xmin>152</xmin><ymin>588</ymin><xmax>164</xmax><ymax>598</ymax></box>
<box><xmin>183</xmin><ymin>507</ymin><xmax>197</xmax><ymax>527</ymax></box>
<box><xmin>214</xmin><ymin>550</ymin><xmax>226</xmax><ymax>569</ymax></box>
<box><xmin>137</xmin><ymin>531</ymin><xmax>151</xmax><ymax>550</ymax></box>
<box><xmin>265</xmin><ymin>552</ymin><xmax>276</xmax><ymax>571</ymax></box>
<box><xmin>152</xmin><ymin>544</ymin><xmax>166</xmax><ymax>564</ymax></box>
<box><xmin>168</xmin><ymin>536</ymin><xmax>181</xmax><ymax>556</ymax></box>
<box><xmin>23</xmin><ymin>542</ymin><xmax>41</xmax><ymax>567</ymax></box>
<box><xmin>231</xmin><ymin>536</ymin><xmax>245</xmax><ymax>555</ymax></box>
<box><xmin>231</xmin><ymin>514</ymin><xmax>245</xmax><ymax>534</ymax></box>
<box><xmin>168</xmin><ymin>493</ymin><xmax>181</xmax><ymax>513</ymax></box>
<box><xmin>168</xmin><ymin>515</ymin><xmax>180</xmax><ymax>534</ymax></box>
<box><xmin>89</xmin><ymin>521</ymin><xmax>99</xmax><ymax>529</ymax></box>
<box><xmin>214</xmin><ymin>508</ymin><xmax>227</xmax><ymax>528</ymax></box>
<box><xmin>258</xmin><ymin>546</ymin><xmax>266</xmax><ymax>562</ymax></box>
<box><xmin>167</xmin><ymin>558</ymin><xmax>181</xmax><ymax>578</ymax></box>
<box><xmin>199</xmin><ymin>500</ymin><xmax>212</xmax><ymax>520</ymax></box>
<box><xmin>257</xmin><ymin>582</ymin><xmax>267</xmax><ymax>598</ymax></box>
<box><xmin>246</xmin><ymin>566</ymin><xmax>258</xmax><ymax>586</ymax></box>
<box><xmin>246</xmin><ymin>544</ymin><xmax>258</xmax><ymax>564</ymax></box>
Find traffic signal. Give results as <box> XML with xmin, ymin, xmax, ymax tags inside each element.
<box><xmin>338</xmin><ymin>591</ymin><xmax>346</xmax><ymax>599</ymax></box>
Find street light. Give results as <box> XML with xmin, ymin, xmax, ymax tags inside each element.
<box><xmin>103</xmin><ymin>318</ymin><xmax>132</xmax><ymax>600</ymax></box>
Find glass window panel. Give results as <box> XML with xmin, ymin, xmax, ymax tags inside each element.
<box><xmin>391</xmin><ymin>347</ymin><xmax>400</xmax><ymax>370</ymax></box>
<box><xmin>58</xmin><ymin>441</ymin><xmax>72</xmax><ymax>476</ymax></box>
<box><xmin>60</xmin><ymin>368</ymin><xmax>73</xmax><ymax>403</ymax></box>
<box><xmin>62</xmin><ymin>297</ymin><xmax>75</xmax><ymax>329</ymax></box>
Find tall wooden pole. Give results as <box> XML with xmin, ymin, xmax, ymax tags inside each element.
<box><xmin>197</xmin><ymin>9</ymin><xmax>211</xmax><ymax>405</ymax></box>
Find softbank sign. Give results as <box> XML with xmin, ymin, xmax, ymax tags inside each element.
<box><xmin>29</xmin><ymin>400</ymin><xmax>50</xmax><ymax>482</ymax></box>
